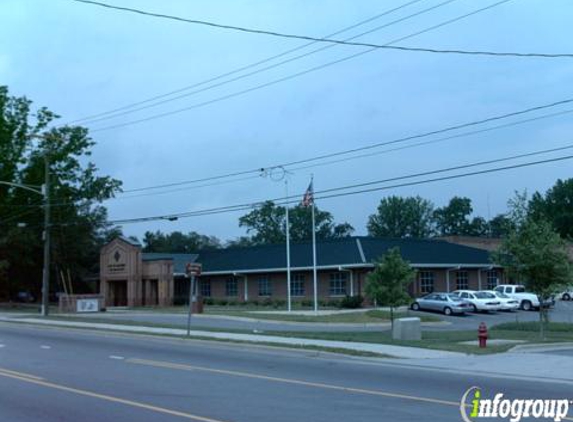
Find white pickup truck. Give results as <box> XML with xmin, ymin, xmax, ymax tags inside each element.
<box><xmin>494</xmin><ymin>285</ymin><xmax>554</xmax><ymax>311</ymax></box>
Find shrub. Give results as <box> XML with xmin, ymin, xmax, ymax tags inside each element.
<box><xmin>300</xmin><ymin>299</ymin><xmax>313</xmax><ymax>308</ymax></box>
<box><xmin>272</xmin><ymin>299</ymin><xmax>286</xmax><ymax>308</ymax></box>
<box><xmin>215</xmin><ymin>299</ymin><xmax>228</xmax><ymax>306</ymax></box>
<box><xmin>339</xmin><ymin>295</ymin><xmax>364</xmax><ymax>309</ymax></box>
<box><xmin>203</xmin><ymin>297</ymin><xmax>215</xmax><ymax>306</ymax></box>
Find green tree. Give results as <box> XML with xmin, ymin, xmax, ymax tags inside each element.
<box><xmin>0</xmin><ymin>86</ymin><xmax>122</xmax><ymax>300</ymax></box>
<box><xmin>487</xmin><ymin>214</ymin><xmax>515</xmax><ymax>237</ymax></box>
<box><xmin>529</xmin><ymin>178</ymin><xmax>573</xmax><ymax>239</ymax></box>
<box><xmin>365</xmin><ymin>247</ymin><xmax>416</xmax><ymax>330</ymax></box>
<box><xmin>142</xmin><ymin>230</ymin><xmax>221</xmax><ymax>253</ymax></box>
<box><xmin>433</xmin><ymin>196</ymin><xmax>477</xmax><ymax>236</ymax></box>
<box><xmin>493</xmin><ymin>194</ymin><xmax>572</xmax><ymax>339</ymax></box>
<box><xmin>238</xmin><ymin>201</ymin><xmax>354</xmax><ymax>245</ymax></box>
<box><xmin>367</xmin><ymin>196</ymin><xmax>434</xmax><ymax>238</ymax></box>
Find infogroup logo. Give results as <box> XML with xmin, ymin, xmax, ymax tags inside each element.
<box><xmin>460</xmin><ymin>386</ymin><xmax>571</xmax><ymax>422</ymax></box>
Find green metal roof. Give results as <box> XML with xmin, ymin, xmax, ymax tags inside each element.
<box><xmin>142</xmin><ymin>253</ymin><xmax>199</xmax><ymax>274</ymax></box>
<box><xmin>195</xmin><ymin>237</ymin><xmax>494</xmax><ymax>274</ymax></box>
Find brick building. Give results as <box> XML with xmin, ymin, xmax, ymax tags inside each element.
<box><xmin>99</xmin><ymin>236</ymin><xmax>503</xmax><ymax>308</ymax></box>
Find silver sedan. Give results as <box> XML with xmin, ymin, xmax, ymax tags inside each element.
<box><xmin>411</xmin><ymin>292</ymin><xmax>470</xmax><ymax>316</ymax></box>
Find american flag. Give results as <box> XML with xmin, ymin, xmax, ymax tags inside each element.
<box><xmin>301</xmin><ymin>181</ymin><xmax>313</xmax><ymax>207</ymax></box>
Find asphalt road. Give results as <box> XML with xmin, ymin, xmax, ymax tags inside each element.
<box><xmin>65</xmin><ymin>300</ymin><xmax>573</xmax><ymax>333</ymax></box>
<box><xmin>0</xmin><ymin>323</ymin><xmax>571</xmax><ymax>422</ymax></box>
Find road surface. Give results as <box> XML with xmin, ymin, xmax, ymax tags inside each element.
<box><xmin>0</xmin><ymin>323</ymin><xmax>571</xmax><ymax>422</ymax></box>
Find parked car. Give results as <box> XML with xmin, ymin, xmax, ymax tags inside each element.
<box><xmin>411</xmin><ymin>292</ymin><xmax>470</xmax><ymax>316</ymax></box>
<box><xmin>559</xmin><ymin>287</ymin><xmax>573</xmax><ymax>301</ymax></box>
<box><xmin>15</xmin><ymin>291</ymin><xmax>35</xmax><ymax>303</ymax></box>
<box><xmin>451</xmin><ymin>290</ymin><xmax>502</xmax><ymax>313</ymax></box>
<box><xmin>480</xmin><ymin>290</ymin><xmax>519</xmax><ymax>311</ymax></box>
<box><xmin>494</xmin><ymin>285</ymin><xmax>554</xmax><ymax>311</ymax></box>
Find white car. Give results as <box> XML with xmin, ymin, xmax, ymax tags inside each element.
<box><xmin>451</xmin><ymin>290</ymin><xmax>502</xmax><ymax>312</ymax></box>
<box><xmin>559</xmin><ymin>287</ymin><xmax>573</xmax><ymax>301</ymax></box>
<box><xmin>480</xmin><ymin>290</ymin><xmax>519</xmax><ymax>311</ymax></box>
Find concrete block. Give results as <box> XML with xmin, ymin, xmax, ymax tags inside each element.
<box><xmin>392</xmin><ymin>317</ymin><xmax>421</xmax><ymax>341</ymax></box>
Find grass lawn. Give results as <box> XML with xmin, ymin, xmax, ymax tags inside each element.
<box><xmin>262</xmin><ymin>322</ymin><xmax>573</xmax><ymax>354</ymax></box>
<box><xmin>30</xmin><ymin>314</ymin><xmax>573</xmax><ymax>356</ymax></box>
<box><xmin>204</xmin><ymin>309</ymin><xmax>442</xmax><ymax>324</ymax></box>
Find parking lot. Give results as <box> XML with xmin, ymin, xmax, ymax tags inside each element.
<box><xmin>412</xmin><ymin>299</ymin><xmax>573</xmax><ymax>331</ymax></box>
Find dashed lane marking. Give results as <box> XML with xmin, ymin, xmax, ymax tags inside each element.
<box><xmin>0</xmin><ymin>370</ymin><xmax>230</xmax><ymax>422</ymax></box>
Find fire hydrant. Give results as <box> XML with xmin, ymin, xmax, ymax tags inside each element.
<box><xmin>478</xmin><ymin>322</ymin><xmax>488</xmax><ymax>348</ymax></box>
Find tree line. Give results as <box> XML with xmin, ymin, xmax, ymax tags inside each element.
<box><xmin>140</xmin><ymin>179</ymin><xmax>573</xmax><ymax>253</ymax></box>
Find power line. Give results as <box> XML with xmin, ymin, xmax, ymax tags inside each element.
<box><xmin>72</xmin><ymin>0</ymin><xmax>569</xmax><ymax>59</ymax></box>
<box><xmin>104</xmin><ymin>147</ymin><xmax>573</xmax><ymax>225</ymax></box>
<box><xmin>12</xmin><ymin>98</ymin><xmax>573</xmax><ymax>209</ymax></box>
<box><xmin>67</xmin><ymin>0</ymin><xmax>426</xmax><ymax>125</ymax></box>
<box><xmin>87</xmin><ymin>0</ymin><xmax>515</xmax><ymax>133</ymax></box>
<box><xmin>117</xmin><ymin>97</ymin><xmax>573</xmax><ymax>194</ymax></box>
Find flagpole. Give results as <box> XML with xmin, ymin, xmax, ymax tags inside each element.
<box><xmin>311</xmin><ymin>176</ymin><xmax>318</xmax><ymax>314</ymax></box>
<box><xmin>285</xmin><ymin>179</ymin><xmax>292</xmax><ymax>312</ymax></box>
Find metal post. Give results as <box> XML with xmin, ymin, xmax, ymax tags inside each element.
<box><xmin>285</xmin><ymin>180</ymin><xmax>291</xmax><ymax>312</ymax></box>
<box><xmin>186</xmin><ymin>274</ymin><xmax>195</xmax><ymax>336</ymax></box>
<box><xmin>311</xmin><ymin>197</ymin><xmax>318</xmax><ymax>314</ymax></box>
<box><xmin>41</xmin><ymin>152</ymin><xmax>50</xmax><ymax>317</ymax></box>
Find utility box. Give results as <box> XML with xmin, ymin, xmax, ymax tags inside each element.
<box><xmin>392</xmin><ymin>317</ymin><xmax>421</xmax><ymax>341</ymax></box>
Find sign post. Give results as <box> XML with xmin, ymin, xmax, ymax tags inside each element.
<box><xmin>185</xmin><ymin>263</ymin><xmax>202</xmax><ymax>337</ymax></box>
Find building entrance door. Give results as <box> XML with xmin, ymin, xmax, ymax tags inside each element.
<box><xmin>109</xmin><ymin>280</ymin><xmax>127</xmax><ymax>307</ymax></box>
<box><xmin>142</xmin><ymin>280</ymin><xmax>158</xmax><ymax>306</ymax></box>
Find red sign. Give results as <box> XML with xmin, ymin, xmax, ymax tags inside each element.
<box><xmin>186</xmin><ymin>263</ymin><xmax>202</xmax><ymax>276</ymax></box>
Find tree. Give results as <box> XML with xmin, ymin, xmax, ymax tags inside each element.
<box><xmin>433</xmin><ymin>196</ymin><xmax>475</xmax><ymax>236</ymax></box>
<box><xmin>365</xmin><ymin>247</ymin><xmax>416</xmax><ymax>330</ymax></box>
<box><xmin>529</xmin><ymin>179</ymin><xmax>573</xmax><ymax>239</ymax></box>
<box><xmin>493</xmin><ymin>194</ymin><xmax>572</xmax><ymax>339</ymax></box>
<box><xmin>238</xmin><ymin>201</ymin><xmax>354</xmax><ymax>245</ymax></box>
<box><xmin>142</xmin><ymin>230</ymin><xmax>221</xmax><ymax>253</ymax></box>
<box><xmin>0</xmin><ymin>86</ymin><xmax>122</xmax><ymax>299</ymax></box>
<box><xmin>367</xmin><ymin>196</ymin><xmax>434</xmax><ymax>238</ymax></box>
<box><xmin>487</xmin><ymin>214</ymin><xmax>515</xmax><ymax>238</ymax></box>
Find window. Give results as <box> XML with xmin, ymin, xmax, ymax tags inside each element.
<box><xmin>419</xmin><ymin>271</ymin><xmax>434</xmax><ymax>294</ymax></box>
<box><xmin>200</xmin><ymin>280</ymin><xmax>211</xmax><ymax>297</ymax></box>
<box><xmin>329</xmin><ymin>273</ymin><xmax>347</xmax><ymax>296</ymax></box>
<box><xmin>258</xmin><ymin>276</ymin><xmax>272</xmax><ymax>297</ymax></box>
<box><xmin>456</xmin><ymin>271</ymin><xmax>469</xmax><ymax>290</ymax></box>
<box><xmin>486</xmin><ymin>270</ymin><xmax>499</xmax><ymax>290</ymax></box>
<box><xmin>291</xmin><ymin>274</ymin><xmax>305</xmax><ymax>297</ymax></box>
<box><xmin>225</xmin><ymin>277</ymin><xmax>238</xmax><ymax>297</ymax></box>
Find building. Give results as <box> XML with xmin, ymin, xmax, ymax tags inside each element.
<box><xmin>99</xmin><ymin>236</ymin><xmax>503</xmax><ymax>308</ymax></box>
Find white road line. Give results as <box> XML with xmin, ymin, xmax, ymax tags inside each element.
<box><xmin>40</xmin><ymin>345</ymin><xmax>51</xmax><ymax>350</ymax></box>
<box><xmin>109</xmin><ymin>355</ymin><xmax>125</xmax><ymax>360</ymax></box>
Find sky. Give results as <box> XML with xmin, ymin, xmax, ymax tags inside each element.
<box><xmin>1</xmin><ymin>0</ymin><xmax>572</xmax><ymax>243</ymax></box>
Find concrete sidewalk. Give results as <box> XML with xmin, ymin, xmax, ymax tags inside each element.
<box><xmin>0</xmin><ymin>315</ymin><xmax>461</xmax><ymax>359</ymax></box>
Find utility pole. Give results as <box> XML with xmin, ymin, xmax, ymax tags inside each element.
<box><xmin>41</xmin><ymin>149</ymin><xmax>50</xmax><ymax>316</ymax></box>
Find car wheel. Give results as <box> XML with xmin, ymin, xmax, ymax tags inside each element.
<box><xmin>411</xmin><ymin>303</ymin><xmax>420</xmax><ymax>311</ymax></box>
<box><xmin>471</xmin><ymin>304</ymin><xmax>478</xmax><ymax>313</ymax></box>
<box><xmin>443</xmin><ymin>307</ymin><xmax>452</xmax><ymax>316</ymax></box>
<box><xmin>563</xmin><ymin>293</ymin><xmax>571</xmax><ymax>301</ymax></box>
<box><xmin>521</xmin><ymin>300</ymin><xmax>532</xmax><ymax>311</ymax></box>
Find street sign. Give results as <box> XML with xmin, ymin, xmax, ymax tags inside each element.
<box><xmin>185</xmin><ymin>263</ymin><xmax>202</xmax><ymax>276</ymax></box>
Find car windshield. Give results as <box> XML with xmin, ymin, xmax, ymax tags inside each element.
<box><xmin>475</xmin><ymin>292</ymin><xmax>495</xmax><ymax>299</ymax></box>
<box><xmin>447</xmin><ymin>294</ymin><xmax>463</xmax><ymax>302</ymax></box>
<box><xmin>515</xmin><ymin>286</ymin><xmax>526</xmax><ymax>293</ymax></box>
<box><xmin>494</xmin><ymin>292</ymin><xmax>510</xmax><ymax>299</ymax></box>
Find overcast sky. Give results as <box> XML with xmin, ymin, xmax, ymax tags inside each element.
<box><xmin>2</xmin><ymin>0</ymin><xmax>572</xmax><ymax>243</ymax></box>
